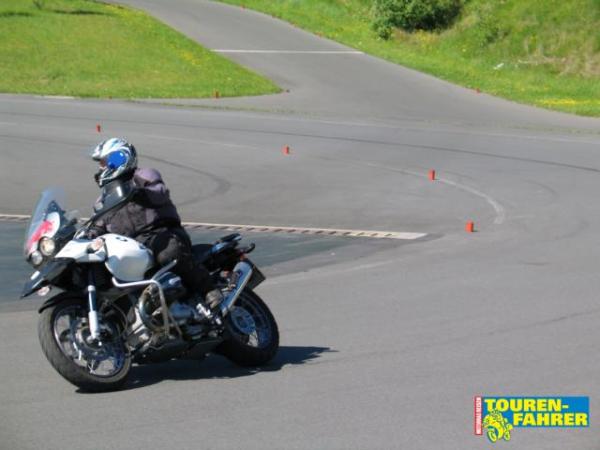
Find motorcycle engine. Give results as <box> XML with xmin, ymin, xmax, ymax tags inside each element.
<box><xmin>127</xmin><ymin>272</ymin><xmax>185</xmax><ymax>349</ymax></box>
<box><xmin>127</xmin><ymin>272</ymin><xmax>205</xmax><ymax>351</ymax></box>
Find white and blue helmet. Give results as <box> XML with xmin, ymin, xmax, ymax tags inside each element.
<box><xmin>91</xmin><ymin>138</ymin><xmax>137</xmax><ymax>187</ymax></box>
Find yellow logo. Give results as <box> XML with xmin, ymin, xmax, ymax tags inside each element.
<box><xmin>483</xmin><ymin>410</ymin><xmax>513</xmax><ymax>443</ymax></box>
<box><xmin>475</xmin><ymin>396</ymin><xmax>589</xmax><ymax>442</ymax></box>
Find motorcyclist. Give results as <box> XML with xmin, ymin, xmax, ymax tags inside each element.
<box><xmin>89</xmin><ymin>137</ymin><xmax>223</xmax><ymax>314</ymax></box>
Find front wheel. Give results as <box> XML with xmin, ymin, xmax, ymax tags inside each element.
<box><xmin>38</xmin><ymin>296</ymin><xmax>131</xmax><ymax>392</ymax></box>
<box><xmin>217</xmin><ymin>290</ymin><xmax>279</xmax><ymax>367</ymax></box>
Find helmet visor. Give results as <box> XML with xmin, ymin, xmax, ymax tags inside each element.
<box><xmin>96</xmin><ymin>151</ymin><xmax>128</xmax><ymax>171</ymax></box>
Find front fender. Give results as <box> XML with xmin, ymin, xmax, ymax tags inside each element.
<box><xmin>245</xmin><ymin>259</ymin><xmax>266</xmax><ymax>290</ymax></box>
<box><xmin>21</xmin><ymin>258</ymin><xmax>74</xmax><ymax>299</ymax></box>
<box><xmin>37</xmin><ymin>291</ymin><xmax>85</xmax><ymax>314</ymax></box>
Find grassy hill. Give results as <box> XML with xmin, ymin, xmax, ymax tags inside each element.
<box><xmin>220</xmin><ymin>0</ymin><xmax>600</xmax><ymax>116</ymax></box>
<box><xmin>0</xmin><ymin>0</ymin><xmax>279</xmax><ymax>98</ymax></box>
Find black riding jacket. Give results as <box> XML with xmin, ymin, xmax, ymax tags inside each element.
<box><xmin>92</xmin><ymin>168</ymin><xmax>182</xmax><ymax>240</ymax></box>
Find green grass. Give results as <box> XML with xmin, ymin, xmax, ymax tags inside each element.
<box><xmin>0</xmin><ymin>0</ymin><xmax>279</xmax><ymax>98</ymax></box>
<box><xmin>219</xmin><ymin>0</ymin><xmax>600</xmax><ymax>116</ymax></box>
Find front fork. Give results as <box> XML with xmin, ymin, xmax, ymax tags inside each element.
<box><xmin>87</xmin><ymin>270</ymin><xmax>101</xmax><ymax>340</ymax></box>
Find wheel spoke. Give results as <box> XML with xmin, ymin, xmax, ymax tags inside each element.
<box><xmin>57</xmin><ymin>328</ymin><xmax>71</xmax><ymax>343</ymax></box>
<box><xmin>53</xmin><ymin>304</ymin><xmax>126</xmax><ymax>378</ymax></box>
<box><xmin>252</xmin><ymin>332</ymin><xmax>263</xmax><ymax>347</ymax></box>
<box><xmin>228</xmin><ymin>295</ymin><xmax>275</xmax><ymax>349</ymax></box>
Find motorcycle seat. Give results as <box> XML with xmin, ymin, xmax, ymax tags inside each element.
<box><xmin>191</xmin><ymin>244</ymin><xmax>213</xmax><ymax>264</ymax></box>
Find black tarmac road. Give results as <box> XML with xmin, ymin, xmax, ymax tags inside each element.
<box><xmin>1</xmin><ymin>1</ymin><xmax>599</xmax><ymax>449</ymax></box>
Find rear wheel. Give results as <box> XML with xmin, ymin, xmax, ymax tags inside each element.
<box><xmin>217</xmin><ymin>290</ymin><xmax>279</xmax><ymax>366</ymax></box>
<box><xmin>38</xmin><ymin>296</ymin><xmax>131</xmax><ymax>392</ymax></box>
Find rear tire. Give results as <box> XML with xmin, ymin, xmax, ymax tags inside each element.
<box><xmin>217</xmin><ymin>290</ymin><xmax>279</xmax><ymax>367</ymax></box>
<box><xmin>38</xmin><ymin>296</ymin><xmax>131</xmax><ymax>392</ymax></box>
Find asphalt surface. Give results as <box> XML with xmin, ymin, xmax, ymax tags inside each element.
<box><xmin>1</xmin><ymin>1</ymin><xmax>600</xmax><ymax>449</ymax></box>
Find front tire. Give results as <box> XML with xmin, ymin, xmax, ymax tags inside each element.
<box><xmin>217</xmin><ymin>290</ymin><xmax>279</xmax><ymax>367</ymax></box>
<box><xmin>38</xmin><ymin>296</ymin><xmax>131</xmax><ymax>392</ymax></box>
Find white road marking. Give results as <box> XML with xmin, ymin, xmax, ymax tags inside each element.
<box><xmin>0</xmin><ymin>214</ymin><xmax>426</xmax><ymax>240</ymax></box>
<box><xmin>182</xmin><ymin>221</ymin><xmax>426</xmax><ymax>240</ymax></box>
<box><xmin>0</xmin><ymin>214</ymin><xmax>29</xmax><ymax>221</ymax></box>
<box><xmin>436</xmin><ymin>177</ymin><xmax>506</xmax><ymax>225</ymax></box>
<box><xmin>362</xmin><ymin>162</ymin><xmax>507</xmax><ymax>225</ymax></box>
<box><xmin>35</xmin><ymin>95</ymin><xmax>76</xmax><ymax>100</ymax></box>
<box><xmin>213</xmin><ymin>49</ymin><xmax>364</xmax><ymax>54</ymax></box>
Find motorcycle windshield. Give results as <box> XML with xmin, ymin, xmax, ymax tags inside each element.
<box><xmin>24</xmin><ymin>188</ymin><xmax>68</xmax><ymax>257</ymax></box>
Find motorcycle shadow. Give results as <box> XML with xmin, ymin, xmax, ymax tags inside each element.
<box><xmin>114</xmin><ymin>346</ymin><xmax>335</xmax><ymax>392</ymax></box>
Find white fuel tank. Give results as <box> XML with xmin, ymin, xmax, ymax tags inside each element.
<box><xmin>103</xmin><ymin>234</ymin><xmax>153</xmax><ymax>282</ymax></box>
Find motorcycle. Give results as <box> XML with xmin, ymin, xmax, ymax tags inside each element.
<box><xmin>21</xmin><ymin>180</ymin><xmax>279</xmax><ymax>392</ymax></box>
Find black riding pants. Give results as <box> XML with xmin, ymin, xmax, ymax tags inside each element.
<box><xmin>141</xmin><ymin>227</ymin><xmax>214</xmax><ymax>297</ymax></box>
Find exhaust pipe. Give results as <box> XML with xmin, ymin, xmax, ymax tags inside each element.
<box><xmin>220</xmin><ymin>261</ymin><xmax>254</xmax><ymax>316</ymax></box>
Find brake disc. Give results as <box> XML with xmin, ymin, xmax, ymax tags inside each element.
<box><xmin>73</xmin><ymin>318</ymin><xmax>106</xmax><ymax>357</ymax></box>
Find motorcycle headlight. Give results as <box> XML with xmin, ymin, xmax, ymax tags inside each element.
<box><xmin>39</xmin><ymin>237</ymin><xmax>56</xmax><ymax>256</ymax></box>
<box><xmin>31</xmin><ymin>251</ymin><xmax>43</xmax><ymax>266</ymax></box>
